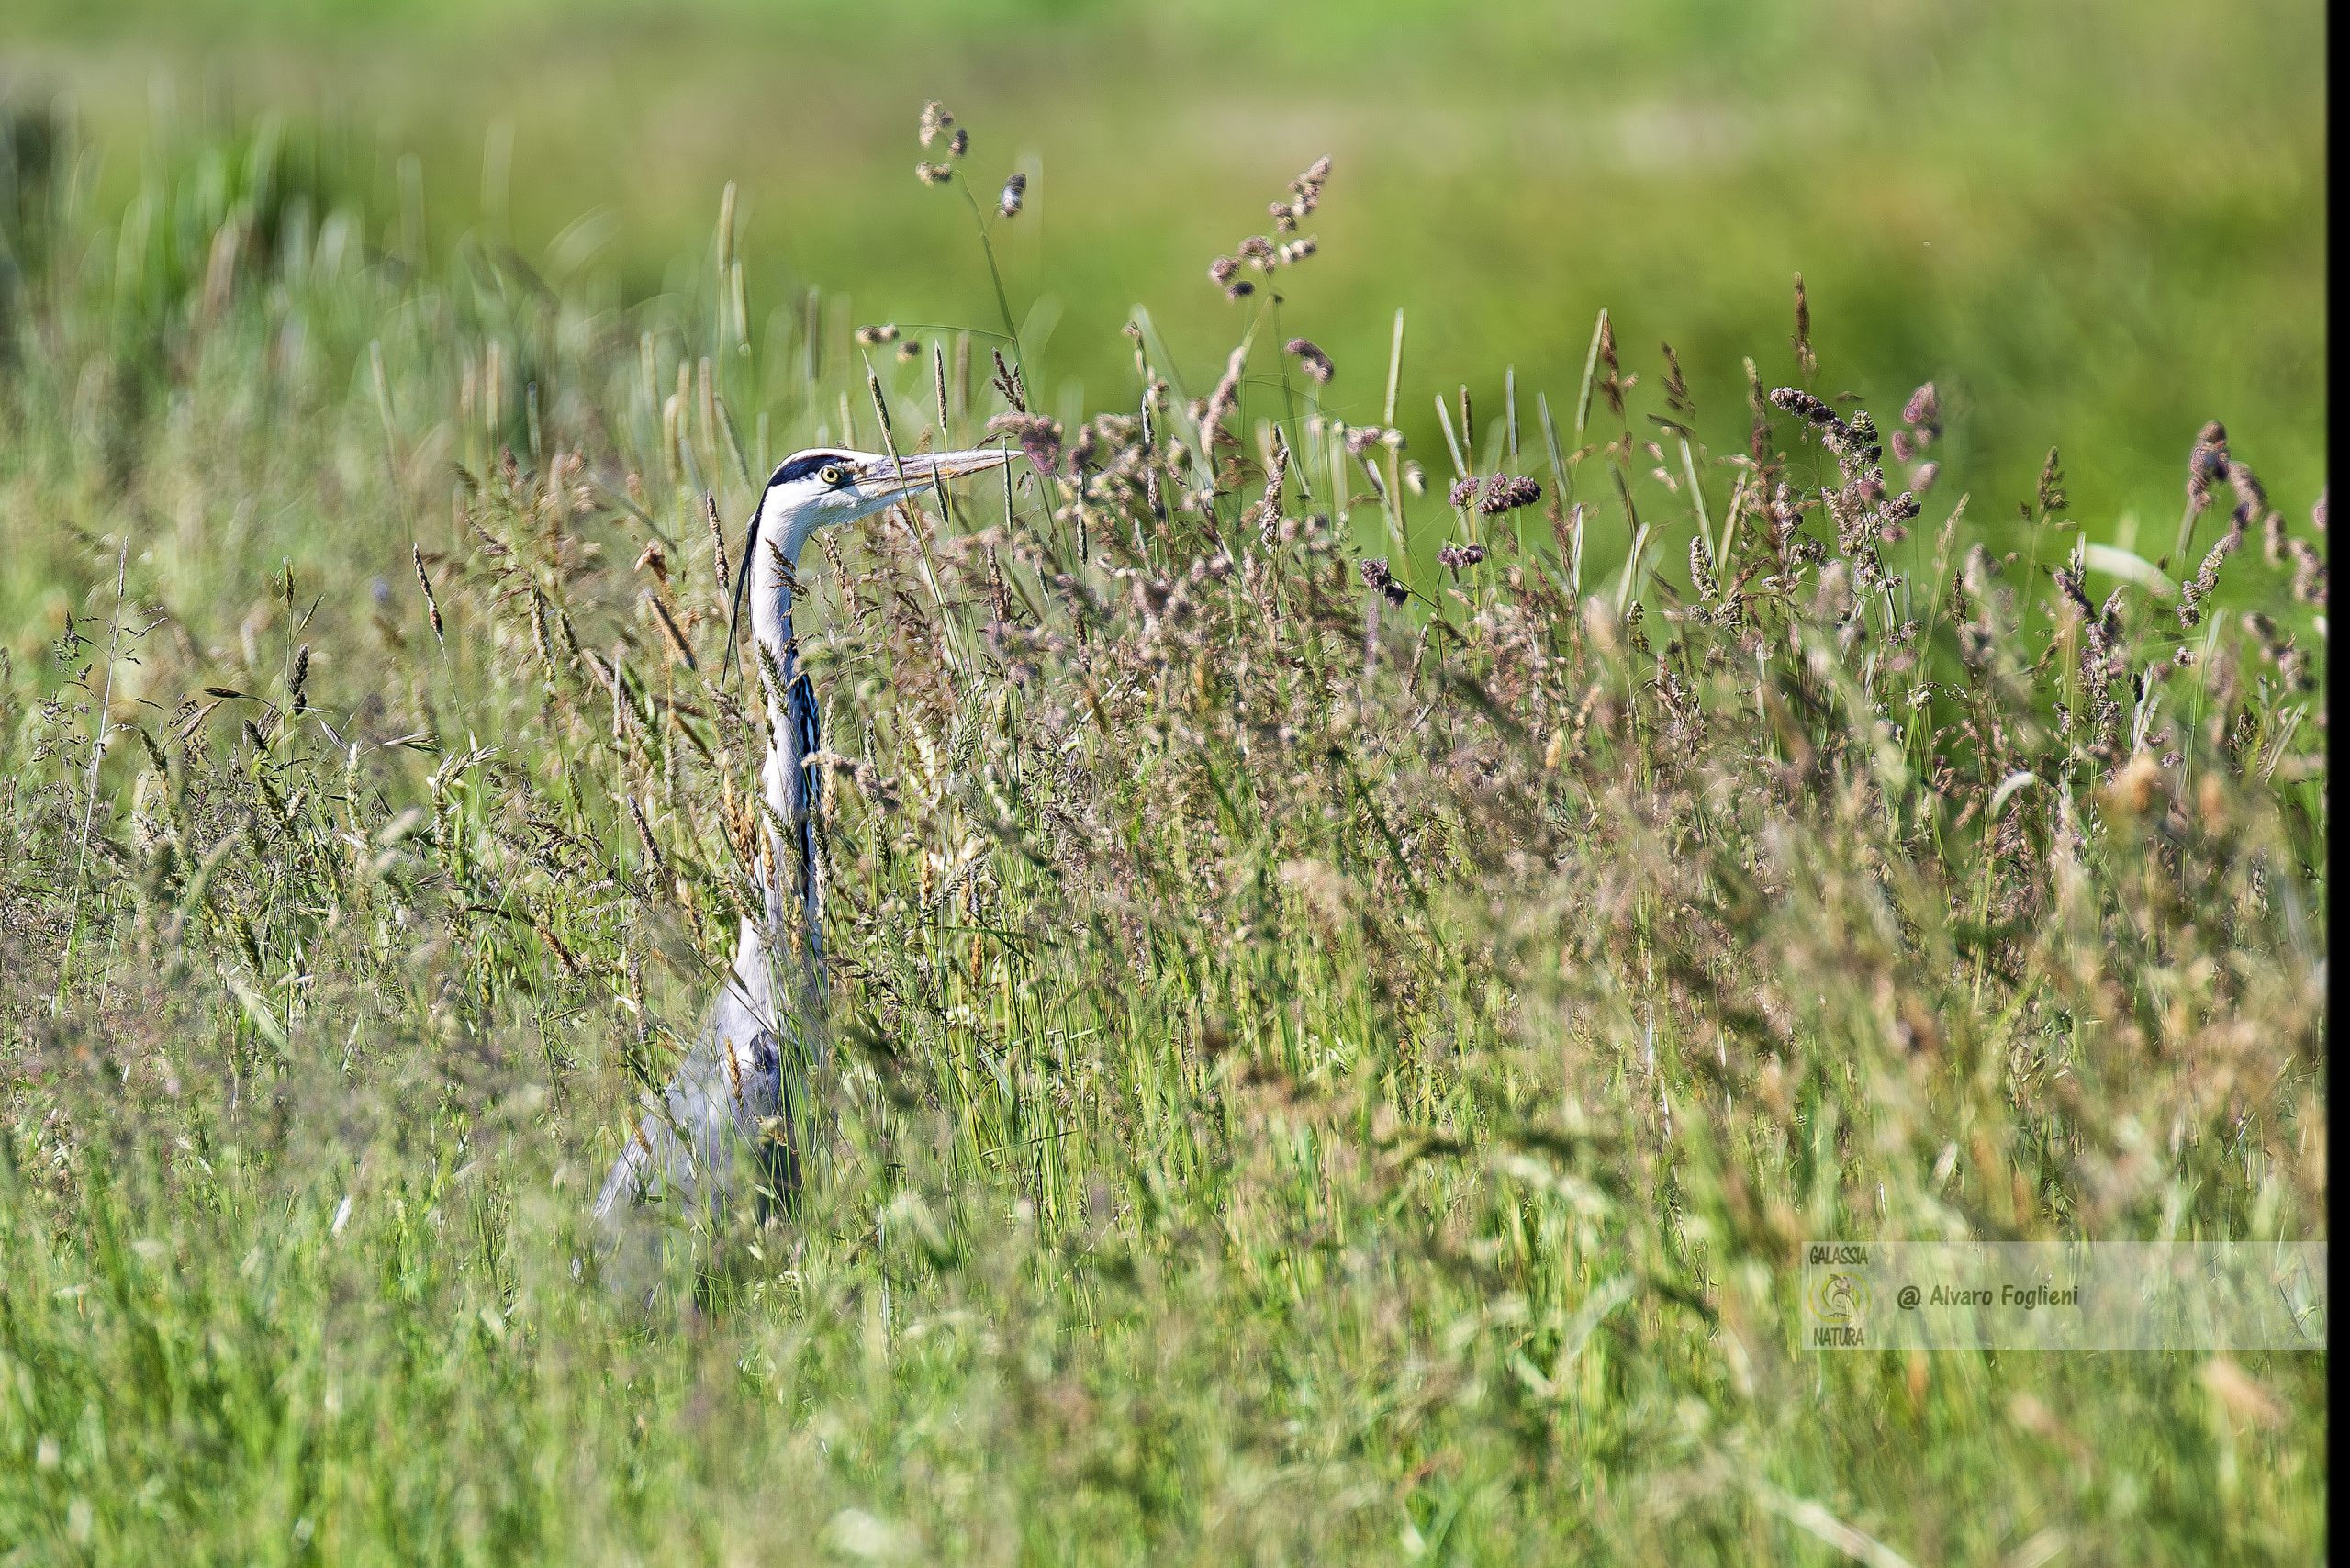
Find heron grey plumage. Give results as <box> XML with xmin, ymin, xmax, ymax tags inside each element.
<box><xmin>590</xmin><ymin>444</ymin><xmax>1013</xmax><ymax>1287</ymax></box>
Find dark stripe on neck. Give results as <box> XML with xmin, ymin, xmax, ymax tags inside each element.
<box><xmin>787</xmin><ymin>671</ymin><xmax>823</xmax><ymax>962</ymax></box>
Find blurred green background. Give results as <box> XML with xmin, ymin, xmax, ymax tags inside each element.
<box><xmin>3</xmin><ymin>0</ymin><xmax>2328</xmax><ymax>546</ymax></box>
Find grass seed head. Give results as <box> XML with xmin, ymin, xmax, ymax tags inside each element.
<box><xmin>1478</xmin><ymin>475</ymin><xmax>1541</xmax><ymax>514</ymax></box>
<box><xmin>2036</xmin><ymin>447</ymin><xmax>2068</xmax><ymax>514</ymax></box>
<box><xmin>1200</xmin><ymin>344</ymin><xmax>1249</xmax><ymax>436</ymax></box>
<box><xmin>987</xmin><ymin>410</ymin><xmax>1065</xmax><ymax>476</ymax></box>
<box><xmin>1284</xmin><ymin>338</ymin><xmax>1334</xmax><ymax>384</ymax></box>
<box><xmin>1770</xmin><ymin>387</ymin><xmax>1838</xmax><ymax>428</ymax></box>
<box><xmin>1903</xmin><ymin>381</ymin><xmax>1942</xmax><ymax>436</ymax></box>
<box><xmin>1661</xmin><ymin>341</ymin><xmax>1690</xmax><ymax>414</ymax></box>
<box><xmin>2188</xmin><ymin>420</ymin><xmax>2231</xmax><ymax>514</ymax></box>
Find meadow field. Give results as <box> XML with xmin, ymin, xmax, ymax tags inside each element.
<box><xmin>0</xmin><ymin>2</ymin><xmax>2329</xmax><ymax>1562</ymax></box>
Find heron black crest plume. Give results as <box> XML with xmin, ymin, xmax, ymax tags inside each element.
<box><xmin>723</xmin><ymin>505</ymin><xmax>759</xmax><ymax>681</ymax></box>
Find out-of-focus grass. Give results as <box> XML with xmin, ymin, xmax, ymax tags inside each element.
<box><xmin>2</xmin><ymin>0</ymin><xmax>2327</xmax><ymax>586</ymax></box>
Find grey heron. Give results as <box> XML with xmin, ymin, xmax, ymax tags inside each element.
<box><xmin>591</xmin><ymin>444</ymin><xmax>1014</xmax><ymax>1283</ymax></box>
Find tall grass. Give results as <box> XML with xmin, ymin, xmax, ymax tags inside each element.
<box><xmin>0</xmin><ymin>99</ymin><xmax>2326</xmax><ymax>1564</ymax></box>
<box><xmin>9</xmin><ymin>0</ymin><xmax>2330</xmax><ymax>543</ymax></box>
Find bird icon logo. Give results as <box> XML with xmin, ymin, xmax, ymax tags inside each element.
<box><xmin>1809</xmin><ymin>1271</ymin><xmax>1872</xmax><ymax>1326</ymax></box>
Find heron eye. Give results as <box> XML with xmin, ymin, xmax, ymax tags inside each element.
<box><xmin>818</xmin><ymin>465</ymin><xmax>847</xmax><ymax>487</ymax></box>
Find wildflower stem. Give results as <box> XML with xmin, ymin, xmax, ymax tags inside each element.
<box><xmin>1383</xmin><ymin>309</ymin><xmax>1404</xmax><ymax>426</ymax></box>
<box><xmin>957</xmin><ymin>178</ymin><xmax>1026</xmax><ymax>393</ymax></box>
<box><xmin>1574</xmin><ymin>308</ymin><xmax>1607</xmax><ymax>438</ymax></box>
<box><xmin>59</xmin><ymin>533</ymin><xmax>131</xmax><ymax>998</ymax></box>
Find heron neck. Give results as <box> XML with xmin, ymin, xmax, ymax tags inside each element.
<box><xmin>739</xmin><ymin>540</ymin><xmax>823</xmax><ymax>984</ymax></box>
<box><xmin>748</xmin><ymin>589</ymin><xmax>806</xmax><ymax>859</ymax></box>
<box><xmin>745</xmin><ymin>532</ymin><xmax>801</xmax><ymax>678</ymax></box>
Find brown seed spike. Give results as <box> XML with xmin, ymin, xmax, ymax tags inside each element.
<box><xmin>412</xmin><ymin>545</ymin><xmax>443</xmax><ymax>644</ymax></box>
<box><xmin>646</xmin><ymin>588</ymin><xmax>697</xmax><ymax>671</ymax></box>
<box><xmin>2036</xmin><ymin>448</ymin><xmax>2068</xmax><ymax>515</ymax></box>
<box><xmin>1661</xmin><ymin>342</ymin><xmax>1689</xmax><ymax>415</ymax></box>
<box><xmin>1791</xmin><ymin>273</ymin><xmax>1817</xmax><ymax>379</ymax></box>
<box><xmin>625</xmin><ymin>793</ymin><xmax>667</xmax><ymax>879</ymax></box>
<box><xmin>1744</xmin><ymin>358</ymin><xmax>1771</xmax><ymax>461</ymax></box>
<box><xmin>706</xmin><ymin>493</ymin><xmax>730</xmax><ymax>599</ymax></box>
<box><xmin>991</xmin><ymin>349</ymin><xmax>1026</xmax><ymax>412</ymax></box>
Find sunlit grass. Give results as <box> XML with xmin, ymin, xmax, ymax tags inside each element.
<box><xmin>0</xmin><ymin>85</ymin><xmax>2327</xmax><ymax>1565</ymax></box>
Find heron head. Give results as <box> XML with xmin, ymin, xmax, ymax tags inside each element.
<box><xmin>728</xmin><ymin>445</ymin><xmax>1013</xmax><ymax>664</ymax></box>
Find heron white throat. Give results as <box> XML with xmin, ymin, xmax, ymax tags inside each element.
<box><xmin>593</xmin><ymin>445</ymin><xmax>1014</xmax><ymax>1283</ymax></box>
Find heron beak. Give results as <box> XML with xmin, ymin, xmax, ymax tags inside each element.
<box><xmin>856</xmin><ymin>447</ymin><xmax>1014</xmax><ymax>507</ymax></box>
